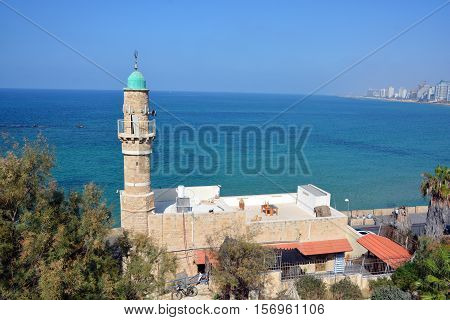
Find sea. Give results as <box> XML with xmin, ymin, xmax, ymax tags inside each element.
<box><xmin>1</xmin><ymin>88</ymin><xmax>449</xmax><ymax>226</ymax></box>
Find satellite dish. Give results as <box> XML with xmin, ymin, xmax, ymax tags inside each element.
<box><xmin>151</xmin><ymin>109</ymin><xmax>157</xmax><ymax>117</ymax></box>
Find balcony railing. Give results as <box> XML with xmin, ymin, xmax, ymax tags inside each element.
<box><xmin>118</xmin><ymin>119</ymin><xmax>156</xmax><ymax>139</ymax></box>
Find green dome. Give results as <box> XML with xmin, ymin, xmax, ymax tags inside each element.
<box><xmin>127</xmin><ymin>70</ymin><xmax>146</xmax><ymax>89</ymax></box>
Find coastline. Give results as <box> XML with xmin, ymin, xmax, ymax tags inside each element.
<box><xmin>349</xmin><ymin>95</ymin><xmax>450</xmax><ymax>107</ymax></box>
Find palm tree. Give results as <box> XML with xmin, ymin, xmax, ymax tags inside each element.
<box><xmin>420</xmin><ymin>165</ymin><xmax>450</xmax><ymax>239</ymax></box>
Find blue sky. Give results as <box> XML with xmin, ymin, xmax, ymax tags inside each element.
<box><xmin>0</xmin><ymin>0</ymin><xmax>449</xmax><ymax>94</ymax></box>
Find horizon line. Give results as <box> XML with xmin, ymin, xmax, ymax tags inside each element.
<box><xmin>0</xmin><ymin>87</ymin><xmax>350</xmax><ymax>97</ymax></box>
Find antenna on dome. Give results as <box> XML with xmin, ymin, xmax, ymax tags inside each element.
<box><xmin>134</xmin><ymin>50</ymin><xmax>138</xmax><ymax>70</ymax></box>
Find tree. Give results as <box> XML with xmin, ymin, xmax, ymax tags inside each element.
<box><xmin>329</xmin><ymin>278</ymin><xmax>363</xmax><ymax>300</ymax></box>
<box><xmin>371</xmin><ymin>286</ymin><xmax>411</xmax><ymax>300</ymax></box>
<box><xmin>392</xmin><ymin>238</ymin><xmax>449</xmax><ymax>300</ymax></box>
<box><xmin>212</xmin><ymin>236</ymin><xmax>272</xmax><ymax>300</ymax></box>
<box><xmin>0</xmin><ymin>136</ymin><xmax>176</xmax><ymax>299</ymax></box>
<box><xmin>116</xmin><ymin>233</ymin><xmax>177</xmax><ymax>299</ymax></box>
<box><xmin>295</xmin><ymin>275</ymin><xmax>327</xmax><ymax>299</ymax></box>
<box><xmin>421</xmin><ymin>165</ymin><xmax>449</xmax><ymax>239</ymax></box>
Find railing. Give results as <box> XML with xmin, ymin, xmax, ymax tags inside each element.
<box><xmin>117</xmin><ymin>119</ymin><xmax>156</xmax><ymax>139</ymax></box>
<box><xmin>267</xmin><ymin>255</ymin><xmax>397</xmax><ymax>281</ymax></box>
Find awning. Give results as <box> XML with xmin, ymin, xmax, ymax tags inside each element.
<box><xmin>193</xmin><ymin>250</ymin><xmax>217</xmax><ymax>265</ymax></box>
<box><xmin>265</xmin><ymin>239</ymin><xmax>353</xmax><ymax>255</ymax></box>
<box><xmin>357</xmin><ymin>234</ymin><xmax>411</xmax><ymax>269</ymax></box>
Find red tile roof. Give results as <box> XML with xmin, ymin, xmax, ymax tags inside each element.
<box><xmin>297</xmin><ymin>239</ymin><xmax>353</xmax><ymax>255</ymax></box>
<box><xmin>357</xmin><ymin>234</ymin><xmax>411</xmax><ymax>269</ymax></box>
<box><xmin>265</xmin><ymin>239</ymin><xmax>353</xmax><ymax>255</ymax></box>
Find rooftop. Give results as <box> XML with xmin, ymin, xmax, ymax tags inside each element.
<box><xmin>300</xmin><ymin>184</ymin><xmax>327</xmax><ymax>197</ymax></box>
<box><xmin>221</xmin><ymin>193</ymin><xmax>343</xmax><ymax>222</ymax></box>
<box><xmin>265</xmin><ymin>238</ymin><xmax>353</xmax><ymax>255</ymax></box>
<box><xmin>357</xmin><ymin>234</ymin><xmax>411</xmax><ymax>269</ymax></box>
<box><xmin>154</xmin><ymin>184</ymin><xmax>346</xmax><ymax>222</ymax></box>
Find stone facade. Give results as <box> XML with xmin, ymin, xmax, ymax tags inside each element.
<box><xmin>146</xmin><ymin>211</ymin><xmax>366</xmax><ymax>274</ymax></box>
<box><xmin>119</xmin><ymin>88</ymin><xmax>155</xmax><ymax>235</ymax></box>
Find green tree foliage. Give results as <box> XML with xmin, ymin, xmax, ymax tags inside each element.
<box><xmin>116</xmin><ymin>234</ymin><xmax>177</xmax><ymax>299</ymax></box>
<box><xmin>330</xmin><ymin>278</ymin><xmax>363</xmax><ymax>300</ymax></box>
<box><xmin>368</xmin><ymin>277</ymin><xmax>394</xmax><ymax>291</ymax></box>
<box><xmin>0</xmin><ymin>136</ymin><xmax>175</xmax><ymax>299</ymax></box>
<box><xmin>392</xmin><ymin>238</ymin><xmax>449</xmax><ymax>300</ymax></box>
<box><xmin>212</xmin><ymin>236</ymin><xmax>272</xmax><ymax>300</ymax></box>
<box><xmin>295</xmin><ymin>275</ymin><xmax>327</xmax><ymax>299</ymax></box>
<box><xmin>371</xmin><ymin>286</ymin><xmax>411</xmax><ymax>300</ymax></box>
<box><xmin>420</xmin><ymin>165</ymin><xmax>449</xmax><ymax>239</ymax></box>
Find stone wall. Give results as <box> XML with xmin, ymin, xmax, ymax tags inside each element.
<box><xmin>148</xmin><ymin>212</ymin><xmax>364</xmax><ymax>254</ymax></box>
<box><xmin>342</xmin><ymin>205</ymin><xmax>428</xmax><ymax>218</ymax></box>
<box><xmin>147</xmin><ymin>211</ymin><xmax>367</xmax><ymax>275</ymax></box>
<box><xmin>264</xmin><ymin>271</ymin><xmax>391</xmax><ymax>298</ymax></box>
<box><xmin>148</xmin><ymin>211</ymin><xmax>247</xmax><ymax>252</ymax></box>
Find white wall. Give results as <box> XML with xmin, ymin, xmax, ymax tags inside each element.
<box><xmin>297</xmin><ymin>185</ymin><xmax>331</xmax><ymax>212</ymax></box>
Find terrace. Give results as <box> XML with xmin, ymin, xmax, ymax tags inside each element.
<box><xmin>154</xmin><ymin>184</ymin><xmax>346</xmax><ymax>222</ymax></box>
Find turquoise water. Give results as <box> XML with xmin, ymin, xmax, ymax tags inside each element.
<box><xmin>1</xmin><ymin>89</ymin><xmax>449</xmax><ymax>226</ymax></box>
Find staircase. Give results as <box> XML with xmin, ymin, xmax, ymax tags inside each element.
<box><xmin>334</xmin><ymin>253</ymin><xmax>345</xmax><ymax>273</ymax></box>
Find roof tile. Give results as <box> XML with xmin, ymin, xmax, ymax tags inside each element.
<box><xmin>357</xmin><ymin>234</ymin><xmax>411</xmax><ymax>269</ymax></box>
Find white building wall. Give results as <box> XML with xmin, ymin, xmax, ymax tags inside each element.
<box><xmin>297</xmin><ymin>185</ymin><xmax>331</xmax><ymax>212</ymax></box>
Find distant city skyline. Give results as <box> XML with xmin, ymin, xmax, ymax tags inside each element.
<box><xmin>0</xmin><ymin>0</ymin><xmax>449</xmax><ymax>95</ymax></box>
<box><xmin>366</xmin><ymin>79</ymin><xmax>450</xmax><ymax>102</ymax></box>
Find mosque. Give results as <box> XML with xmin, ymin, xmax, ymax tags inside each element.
<box><xmin>117</xmin><ymin>57</ymin><xmax>374</xmax><ymax>276</ymax></box>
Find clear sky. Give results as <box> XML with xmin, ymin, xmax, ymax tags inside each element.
<box><xmin>0</xmin><ymin>0</ymin><xmax>449</xmax><ymax>95</ymax></box>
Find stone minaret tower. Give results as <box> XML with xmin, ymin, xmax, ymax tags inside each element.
<box><xmin>118</xmin><ymin>53</ymin><xmax>155</xmax><ymax>235</ymax></box>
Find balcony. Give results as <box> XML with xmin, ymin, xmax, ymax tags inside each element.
<box><xmin>118</xmin><ymin>119</ymin><xmax>156</xmax><ymax>140</ymax></box>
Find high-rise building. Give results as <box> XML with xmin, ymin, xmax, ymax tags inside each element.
<box><xmin>380</xmin><ymin>88</ymin><xmax>386</xmax><ymax>98</ymax></box>
<box><xmin>118</xmin><ymin>54</ymin><xmax>156</xmax><ymax>235</ymax></box>
<box><xmin>417</xmin><ymin>84</ymin><xmax>430</xmax><ymax>101</ymax></box>
<box><xmin>435</xmin><ymin>80</ymin><xmax>450</xmax><ymax>102</ymax></box>
<box><xmin>428</xmin><ymin>86</ymin><xmax>436</xmax><ymax>101</ymax></box>
<box><xmin>398</xmin><ymin>87</ymin><xmax>408</xmax><ymax>99</ymax></box>
<box><xmin>366</xmin><ymin>89</ymin><xmax>375</xmax><ymax>97</ymax></box>
<box><xmin>387</xmin><ymin>86</ymin><xmax>395</xmax><ymax>98</ymax></box>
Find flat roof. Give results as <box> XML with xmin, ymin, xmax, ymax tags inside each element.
<box><xmin>154</xmin><ymin>185</ymin><xmax>345</xmax><ymax>222</ymax></box>
<box><xmin>300</xmin><ymin>184</ymin><xmax>327</xmax><ymax>196</ymax></box>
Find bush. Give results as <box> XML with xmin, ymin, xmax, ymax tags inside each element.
<box><xmin>0</xmin><ymin>136</ymin><xmax>176</xmax><ymax>299</ymax></box>
<box><xmin>369</xmin><ymin>277</ymin><xmax>394</xmax><ymax>291</ymax></box>
<box><xmin>330</xmin><ymin>278</ymin><xmax>363</xmax><ymax>300</ymax></box>
<box><xmin>212</xmin><ymin>236</ymin><xmax>272</xmax><ymax>300</ymax></box>
<box><xmin>392</xmin><ymin>238</ymin><xmax>449</xmax><ymax>299</ymax></box>
<box><xmin>371</xmin><ymin>286</ymin><xmax>411</xmax><ymax>300</ymax></box>
<box><xmin>295</xmin><ymin>275</ymin><xmax>327</xmax><ymax>299</ymax></box>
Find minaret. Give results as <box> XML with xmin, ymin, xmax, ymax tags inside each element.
<box><xmin>118</xmin><ymin>52</ymin><xmax>155</xmax><ymax>235</ymax></box>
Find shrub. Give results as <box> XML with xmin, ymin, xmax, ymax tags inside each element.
<box><xmin>212</xmin><ymin>236</ymin><xmax>272</xmax><ymax>300</ymax></box>
<box><xmin>295</xmin><ymin>275</ymin><xmax>327</xmax><ymax>299</ymax></box>
<box><xmin>0</xmin><ymin>136</ymin><xmax>176</xmax><ymax>299</ymax></box>
<box><xmin>371</xmin><ymin>286</ymin><xmax>411</xmax><ymax>300</ymax></box>
<box><xmin>392</xmin><ymin>238</ymin><xmax>449</xmax><ymax>299</ymax></box>
<box><xmin>330</xmin><ymin>278</ymin><xmax>363</xmax><ymax>300</ymax></box>
<box><xmin>369</xmin><ymin>277</ymin><xmax>394</xmax><ymax>290</ymax></box>
<box><xmin>391</xmin><ymin>262</ymin><xmax>420</xmax><ymax>292</ymax></box>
